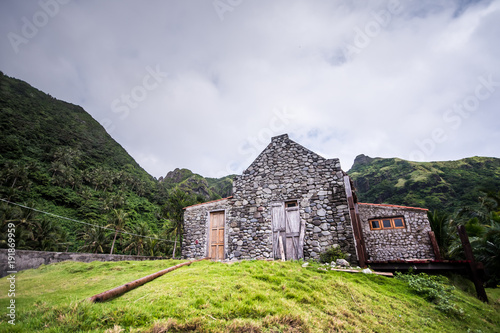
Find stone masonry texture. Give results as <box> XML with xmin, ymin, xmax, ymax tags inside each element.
<box><xmin>183</xmin><ymin>134</ymin><xmax>436</xmax><ymax>263</ymax></box>
<box><xmin>183</xmin><ymin>198</ymin><xmax>230</xmax><ymax>259</ymax></box>
<box><xmin>358</xmin><ymin>203</ymin><xmax>435</xmax><ymax>261</ymax></box>
<box><xmin>183</xmin><ymin>134</ymin><xmax>357</xmax><ymax>262</ymax></box>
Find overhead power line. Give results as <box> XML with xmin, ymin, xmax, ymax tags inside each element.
<box><xmin>0</xmin><ymin>198</ymin><xmax>174</xmax><ymax>243</ymax></box>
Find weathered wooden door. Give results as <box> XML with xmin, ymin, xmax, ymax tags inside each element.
<box><xmin>285</xmin><ymin>205</ymin><xmax>301</xmax><ymax>260</ymax></box>
<box><xmin>272</xmin><ymin>202</ymin><xmax>286</xmax><ymax>259</ymax></box>
<box><xmin>209</xmin><ymin>211</ymin><xmax>225</xmax><ymax>260</ymax></box>
<box><xmin>272</xmin><ymin>202</ymin><xmax>303</xmax><ymax>260</ymax></box>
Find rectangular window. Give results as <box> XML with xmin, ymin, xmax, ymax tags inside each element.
<box><xmin>382</xmin><ymin>219</ymin><xmax>392</xmax><ymax>228</ymax></box>
<box><xmin>370</xmin><ymin>220</ymin><xmax>381</xmax><ymax>230</ymax></box>
<box><xmin>369</xmin><ymin>217</ymin><xmax>406</xmax><ymax>230</ymax></box>
<box><xmin>393</xmin><ymin>218</ymin><xmax>405</xmax><ymax>228</ymax></box>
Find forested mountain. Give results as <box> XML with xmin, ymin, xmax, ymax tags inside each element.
<box><xmin>0</xmin><ymin>72</ymin><xmax>231</xmax><ymax>255</ymax></box>
<box><xmin>348</xmin><ymin>154</ymin><xmax>500</xmax><ymax>213</ymax></box>
<box><xmin>159</xmin><ymin>168</ymin><xmax>234</xmax><ymax>200</ymax></box>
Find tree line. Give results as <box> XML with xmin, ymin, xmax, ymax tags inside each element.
<box><xmin>0</xmin><ymin>146</ymin><xmax>206</xmax><ymax>257</ymax></box>
<box><xmin>0</xmin><ymin>188</ymin><xmax>199</xmax><ymax>258</ymax></box>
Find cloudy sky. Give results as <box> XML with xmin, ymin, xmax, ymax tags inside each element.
<box><xmin>1</xmin><ymin>0</ymin><xmax>499</xmax><ymax>178</ymax></box>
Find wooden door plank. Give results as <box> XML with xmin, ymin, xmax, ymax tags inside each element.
<box><xmin>278</xmin><ymin>235</ymin><xmax>285</xmax><ymax>261</ymax></box>
<box><xmin>285</xmin><ymin>206</ymin><xmax>300</xmax><ymax>260</ymax></box>
<box><xmin>209</xmin><ymin>211</ymin><xmax>225</xmax><ymax>261</ymax></box>
<box><xmin>272</xmin><ymin>202</ymin><xmax>285</xmax><ymax>259</ymax></box>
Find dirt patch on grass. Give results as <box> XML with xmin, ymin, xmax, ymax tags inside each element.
<box><xmin>148</xmin><ymin>318</ymin><xmax>207</xmax><ymax>332</ymax></box>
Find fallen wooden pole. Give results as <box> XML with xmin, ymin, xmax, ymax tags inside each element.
<box><xmin>88</xmin><ymin>257</ymin><xmax>208</xmax><ymax>303</ymax></box>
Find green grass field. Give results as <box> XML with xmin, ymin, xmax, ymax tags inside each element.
<box><xmin>0</xmin><ymin>259</ymin><xmax>499</xmax><ymax>332</ymax></box>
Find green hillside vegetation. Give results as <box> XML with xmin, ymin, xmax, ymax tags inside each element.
<box><xmin>0</xmin><ymin>72</ymin><xmax>231</xmax><ymax>256</ymax></box>
<box><xmin>159</xmin><ymin>168</ymin><xmax>234</xmax><ymax>201</ymax></box>
<box><xmin>348</xmin><ymin>154</ymin><xmax>500</xmax><ymax>213</ymax></box>
<box><xmin>0</xmin><ymin>259</ymin><xmax>499</xmax><ymax>332</ymax></box>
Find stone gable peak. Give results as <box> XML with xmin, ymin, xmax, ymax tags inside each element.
<box><xmin>241</xmin><ymin>133</ymin><xmax>339</xmax><ymax>176</ymax></box>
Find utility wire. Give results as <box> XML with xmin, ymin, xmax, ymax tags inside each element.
<box><xmin>0</xmin><ymin>198</ymin><xmax>175</xmax><ymax>243</ymax></box>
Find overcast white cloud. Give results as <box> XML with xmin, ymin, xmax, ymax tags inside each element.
<box><xmin>1</xmin><ymin>0</ymin><xmax>499</xmax><ymax>178</ymax></box>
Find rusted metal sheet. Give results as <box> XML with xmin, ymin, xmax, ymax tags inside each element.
<box><xmin>88</xmin><ymin>258</ymin><xmax>208</xmax><ymax>303</ymax></box>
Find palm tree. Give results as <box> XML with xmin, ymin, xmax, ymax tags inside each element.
<box><xmin>79</xmin><ymin>221</ymin><xmax>109</xmax><ymax>254</ymax></box>
<box><xmin>52</xmin><ymin>146</ymin><xmax>82</xmax><ymax>167</ymax></box>
<box><xmin>32</xmin><ymin>218</ymin><xmax>65</xmax><ymax>251</ymax></box>
<box><xmin>4</xmin><ymin>161</ymin><xmax>29</xmax><ymax>189</ymax></box>
<box><xmin>107</xmin><ymin>209</ymin><xmax>128</xmax><ymax>254</ymax></box>
<box><xmin>162</xmin><ymin>189</ymin><xmax>196</xmax><ymax>258</ymax></box>
<box><xmin>146</xmin><ymin>237</ymin><xmax>160</xmax><ymax>257</ymax></box>
<box><xmin>454</xmin><ymin>189</ymin><xmax>500</xmax><ymax>286</ymax></box>
<box><xmin>124</xmin><ymin>221</ymin><xmax>150</xmax><ymax>256</ymax></box>
<box><xmin>50</xmin><ymin>161</ymin><xmax>67</xmax><ymax>179</ymax></box>
<box><xmin>147</xmin><ymin>225</ymin><xmax>172</xmax><ymax>257</ymax></box>
<box><xmin>0</xmin><ymin>202</ymin><xmax>32</xmax><ymax>249</ymax></box>
<box><xmin>427</xmin><ymin>210</ymin><xmax>454</xmax><ymax>258</ymax></box>
<box><xmin>0</xmin><ymin>201</ymin><xmax>68</xmax><ymax>251</ymax></box>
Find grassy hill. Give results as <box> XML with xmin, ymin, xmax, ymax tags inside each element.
<box><xmin>348</xmin><ymin>154</ymin><xmax>500</xmax><ymax>213</ymax></box>
<box><xmin>0</xmin><ymin>259</ymin><xmax>498</xmax><ymax>332</ymax></box>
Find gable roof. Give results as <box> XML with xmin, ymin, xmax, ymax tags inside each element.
<box><xmin>183</xmin><ymin>196</ymin><xmax>232</xmax><ymax>210</ymax></box>
<box><xmin>358</xmin><ymin>202</ymin><xmax>429</xmax><ymax>211</ymax></box>
<box><xmin>241</xmin><ymin>133</ymin><xmax>339</xmax><ymax>176</ymax></box>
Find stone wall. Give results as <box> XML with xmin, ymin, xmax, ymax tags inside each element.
<box><xmin>358</xmin><ymin>203</ymin><xmax>435</xmax><ymax>261</ymax></box>
<box><xmin>182</xmin><ymin>198</ymin><xmax>231</xmax><ymax>259</ymax></box>
<box><xmin>182</xmin><ymin>134</ymin><xmax>357</xmax><ymax>262</ymax></box>
<box><xmin>0</xmin><ymin>249</ymin><xmax>167</xmax><ymax>277</ymax></box>
<box><xmin>228</xmin><ymin>134</ymin><xmax>356</xmax><ymax>261</ymax></box>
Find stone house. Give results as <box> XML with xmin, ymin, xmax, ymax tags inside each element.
<box><xmin>182</xmin><ymin>134</ymin><xmax>436</xmax><ymax>265</ymax></box>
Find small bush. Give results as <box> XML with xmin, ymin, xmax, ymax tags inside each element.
<box><xmin>319</xmin><ymin>245</ymin><xmax>346</xmax><ymax>263</ymax></box>
<box><xmin>395</xmin><ymin>272</ymin><xmax>464</xmax><ymax>317</ymax></box>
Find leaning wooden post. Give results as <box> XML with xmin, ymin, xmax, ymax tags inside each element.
<box><xmin>428</xmin><ymin>231</ymin><xmax>442</xmax><ymax>260</ymax></box>
<box><xmin>344</xmin><ymin>176</ymin><xmax>367</xmax><ymax>267</ymax></box>
<box><xmin>88</xmin><ymin>258</ymin><xmax>208</xmax><ymax>303</ymax></box>
<box><xmin>457</xmin><ymin>226</ymin><xmax>488</xmax><ymax>303</ymax></box>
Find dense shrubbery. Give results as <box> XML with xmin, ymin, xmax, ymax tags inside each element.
<box><xmin>395</xmin><ymin>272</ymin><xmax>464</xmax><ymax>316</ymax></box>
